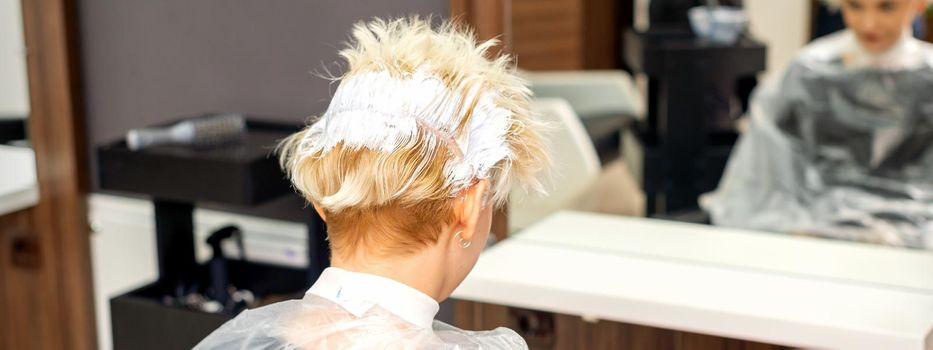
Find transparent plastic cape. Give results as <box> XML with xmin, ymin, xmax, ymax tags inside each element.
<box><xmin>193</xmin><ymin>293</ymin><xmax>527</xmax><ymax>350</ymax></box>
<box><xmin>702</xmin><ymin>30</ymin><xmax>933</xmax><ymax>248</ymax></box>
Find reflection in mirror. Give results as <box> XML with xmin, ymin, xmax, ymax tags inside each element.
<box><xmin>0</xmin><ymin>0</ymin><xmax>38</xmax><ymax>216</ymax></box>
<box><xmin>492</xmin><ymin>1</ymin><xmax>933</xmax><ymax>253</ymax></box>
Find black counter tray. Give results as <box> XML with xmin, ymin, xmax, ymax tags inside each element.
<box><xmin>98</xmin><ymin>119</ymin><xmax>297</xmax><ymax>206</ymax></box>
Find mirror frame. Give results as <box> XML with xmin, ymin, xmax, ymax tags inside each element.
<box><xmin>0</xmin><ymin>0</ymin><xmax>96</xmax><ymax>349</ymax></box>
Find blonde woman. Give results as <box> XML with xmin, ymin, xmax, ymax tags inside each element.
<box><xmin>195</xmin><ymin>17</ymin><xmax>548</xmax><ymax>349</ymax></box>
<box><xmin>704</xmin><ymin>0</ymin><xmax>933</xmax><ymax>247</ymax></box>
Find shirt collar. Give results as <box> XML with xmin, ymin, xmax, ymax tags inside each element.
<box><xmin>306</xmin><ymin>267</ymin><xmax>440</xmax><ymax>329</ymax></box>
<box><xmin>842</xmin><ymin>29</ymin><xmax>924</xmax><ymax>69</ymax></box>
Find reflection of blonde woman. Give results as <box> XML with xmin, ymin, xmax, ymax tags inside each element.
<box><xmin>196</xmin><ymin>17</ymin><xmax>548</xmax><ymax>349</ymax></box>
<box><xmin>704</xmin><ymin>0</ymin><xmax>933</xmax><ymax>246</ymax></box>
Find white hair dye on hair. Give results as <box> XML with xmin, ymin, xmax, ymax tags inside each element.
<box><xmin>277</xmin><ymin>17</ymin><xmax>550</xmax><ymax>213</ymax></box>
<box><xmin>291</xmin><ymin>68</ymin><xmax>513</xmax><ymax>202</ymax></box>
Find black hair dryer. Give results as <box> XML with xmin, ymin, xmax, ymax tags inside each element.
<box><xmin>206</xmin><ymin>225</ymin><xmax>243</xmax><ymax>310</ymax></box>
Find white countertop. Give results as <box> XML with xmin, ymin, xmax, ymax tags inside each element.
<box><xmin>452</xmin><ymin>211</ymin><xmax>933</xmax><ymax>349</ymax></box>
<box><xmin>0</xmin><ymin>145</ymin><xmax>38</xmax><ymax>216</ymax></box>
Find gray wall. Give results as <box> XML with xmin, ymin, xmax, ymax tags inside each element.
<box><xmin>79</xmin><ymin>0</ymin><xmax>448</xmax><ymax>220</ymax></box>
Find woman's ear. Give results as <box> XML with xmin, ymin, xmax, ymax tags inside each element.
<box><xmin>454</xmin><ymin>180</ymin><xmax>490</xmax><ymax>242</ymax></box>
<box><xmin>312</xmin><ymin>203</ymin><xmax>327</xmax><ymax>221</ymax></box>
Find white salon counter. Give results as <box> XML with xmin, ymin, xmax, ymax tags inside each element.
<box><xmin>0</xmin><ymin>145</ymin><xmax>38</xmax><ymax>216</ymax></box>
<box><xmin>452</xmin><ymin>211</ymin><xmax>933</xmax><ymax>349</ymax></box>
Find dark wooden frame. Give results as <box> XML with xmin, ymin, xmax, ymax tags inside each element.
<box><xmin>0</xmin><ymin>0</ymin><xmax>96</xmax><ymax>349</ymax></box>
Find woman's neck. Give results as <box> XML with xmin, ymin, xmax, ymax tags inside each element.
<box><xmin>331</xmin><ymin>243</ymin><xmax>450</xmax><ymax>301</ymax></box>
<box><xmin>847</xmin><ymin>27</ymin><xmax>919</xmax><ymax>69</ymax></box>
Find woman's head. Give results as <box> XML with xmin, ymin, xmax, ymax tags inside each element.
<box><xmin>279</xmin><ymin>17</ymin><xmax>547</xmax><ymax>287</ymax></box>
<box><xmin>825</xmin><ymin>0</ymin><xmax>928</xmax><ymax>53</ymax></box>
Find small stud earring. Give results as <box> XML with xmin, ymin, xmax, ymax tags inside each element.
<box><xmin>453</xmin><ymin>231</ymin><xmax>472</xmax><ymax>249</ymax></box>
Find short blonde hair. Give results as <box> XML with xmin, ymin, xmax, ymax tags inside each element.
<box><xmin>278</xmin><ymin>17</ymin><xmax>548</xmax><ymax>258</ymax></box>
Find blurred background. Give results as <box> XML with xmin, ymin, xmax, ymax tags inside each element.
<box><xmin>2</xmin><ymin>1</ymin><xmax>932</xmax><ymax>349</ymax></box>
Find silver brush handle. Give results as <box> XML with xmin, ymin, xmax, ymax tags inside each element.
<box><xmin>126</xmin><ymin>122</ymin><xmax>196</xmax><ymax>150</ymax></box>
<box><xmin>126</xmin><ymin>114</ymin><xmax>245</xmax><ymax>151</ymax></box>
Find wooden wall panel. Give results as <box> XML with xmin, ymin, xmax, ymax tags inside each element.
<box><xmin>0</xmin><ymin>0</ymin><xmax>97</xmax><ymax>349</ymax></box>
<box><xmin>583</xmin><ymin>0</ymin><xmax>620</xmax><ymax>69</ymax></box>
<box><xmin>511</xmin><ymin>0</ymin><xmax>585</xmax><ymax>70</ymax></box>
<box><xmin>454</xmin><ymin>300</ymin><xmax>793</xmax><ymax>350</ymax></box>
<box><xmin>0</xmin><ymin>210</ymin><xmax>39</xmax><ymax>350</ymax></box>
<box><xmin>453</xmin><ymin>0</ymin><xmax>625</xmax><ymax>71</ymax></box>
<box><xmin>451</xmin><ymin>0</ymin><xmax>509</xmax><ymax>56</ymax></box>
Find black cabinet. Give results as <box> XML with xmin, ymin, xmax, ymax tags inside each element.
<box><xmin>623</xmin><ymin>29</ymin><xmax>765</xmax><ymax>215</ymax></box>
<box><xmin>98</xmin><ymin>118</ymin><xmax>328</xmax><ymax>349</ymax></box>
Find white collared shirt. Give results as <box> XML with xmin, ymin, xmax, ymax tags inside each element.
<box><xmin>837</xmin><ymin>29</ymin><xmax>926</xmax><ymax>69</ymax></box>
<box><xmin>196</xmin><ymin>268</ymin><xmax>527</xmax><ymax>349</ymax></box>
<box><xmin>306</xmin><ymin>267</ymin><xmax>440</xmax><ymax>329</ymax></box>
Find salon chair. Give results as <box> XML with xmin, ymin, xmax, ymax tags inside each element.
<box><xmin>509</xmin><ymin>98</ymin><xmax>601</xmax><ymax>232</ymax></box>
<box><xmin>523</xmin><ymin>70</ymin><xmax>644</xmax><ymax>165</ymax></box>
<box><xmin>510</xmin><ymin>98</ymin><xmax>645</xmax><ymax>232</ymax></box>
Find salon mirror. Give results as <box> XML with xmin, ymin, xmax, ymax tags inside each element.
<box><xmin>0</xmin><ymin>0</ymin><xmax>38</xmax><ymax>216</ymax></box>
<box><xmin>496</xmin><ymin>0</ymin><xmax>933</xmax><ymax>256</ymax></box>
